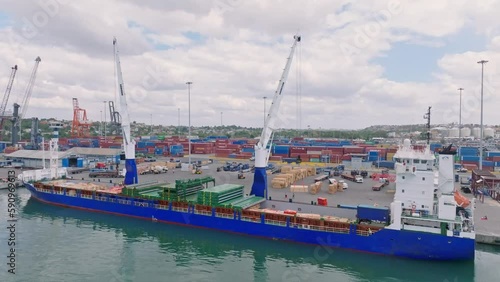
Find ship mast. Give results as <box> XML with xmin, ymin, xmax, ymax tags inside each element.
<box><xmin>423</xmin><ymin>106</ymin><xmax>431</xmax><ymax>145</ymax></box>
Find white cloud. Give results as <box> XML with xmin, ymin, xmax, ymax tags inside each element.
<box><xmin>0</xmin><ymin>0</ymin><xmax>499</xmax><ymax>130</ymax></box>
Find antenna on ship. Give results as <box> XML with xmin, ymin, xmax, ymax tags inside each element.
<box><xmin>423</xmin><ymin>106</ymin><xmax>431</xmax><ymax>145</ymax></box>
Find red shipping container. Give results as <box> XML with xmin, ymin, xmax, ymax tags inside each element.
<box><xmin>273</xmin><ymin>153</ymin><xmax>289</xmax><ymax>158</ymax></box>
<box><xmin>317</xmin><ymin>197</ymin><xmax>327</xmax><ymax>206</ymax></box>
<box><xmin>343</xmin><ymin>146</ymin><xmax>364</xmax><ymax>154</ymax></box>
<box><xmin>269</xmin><ymin>156</ymin><xmax>283</xmax><ymax>161</ymax></box>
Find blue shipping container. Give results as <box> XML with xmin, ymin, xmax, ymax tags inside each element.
<box><xmin>461</xmin><ymin>156</ymin><xmax>480</xmax><ymax>161</ymax></box>
<box><xmin>77</xmin><ymin>158</ymin><xmax>84</xmax><ymax>168</ymax></box>
<box><xmin>483</xmin><ymin>161</ymin><xmax>494</xmax><ymax>167</ymax></box>
<box><xmin>487</xmin><ymin>151</ymin><xmax>500</xmax><ymax>157</ymax></box>
<box><xmin>62</xmin><ymin>158</ymin><xmax>69</xmax><ymax>167</ymax></box>
<box><xmin>357</xmin><ymin>205</ymin><xmax>390</xmax><ymax>223</ymax></box>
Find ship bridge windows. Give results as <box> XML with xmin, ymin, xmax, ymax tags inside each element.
<box><xmin>414</xmin><ymin>159</ymin><xmax>420</xmax><ymax>164</ymax></box>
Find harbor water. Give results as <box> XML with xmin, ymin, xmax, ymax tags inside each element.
<box><xmin>1</xmin><ymin>188</ymin><xmax>500</xmax><ymax>282</ymax></box>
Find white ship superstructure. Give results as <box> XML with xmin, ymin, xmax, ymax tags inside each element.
<box><xmin>388</xmin><ymin>139</ymin><xmax>475</xmax><ymax>239</ymax></box>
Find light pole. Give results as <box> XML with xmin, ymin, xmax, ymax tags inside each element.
<box><xmin>150</xmin><ymin>113</ymin><xmax>153</xmax><ymax>135</ymax></box>
<box><xmin>477</xmin><ymin>60</ymin><xmax>488</xmax><ymax>170</ymax></box>
<box><xmin>103</xmin><ymin>101</ymin><xmax>107</xmax><ymax>140</ymax></box>
<box><xmin>263</xmin><ymin>96</ymin><xmax>267</xmax><ymax>127</ymax></box>
<box><xmin>458</xmin><ymin>87</ymin><xmax>463</xmax><ymax>140</ymax></box>
<box><xmin>186</xmin><ymin>81</ymin><xmax>193</xmax><ymax>166</ymax></box>
<box><xmin>220</xmin><ymin>112</ymin><xmax>223</xmax><ymax>127</ymax></box>
<box><xmin>177</xmin><ymin>107</ymin><xmax>180</xmax><ymax>136</ymax></box>
<box><xmin>100</xmin><ymin>110</ymin><xmax>103</xmax><ymax>137</ymax></box>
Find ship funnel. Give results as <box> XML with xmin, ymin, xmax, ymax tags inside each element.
<box><xmin>437</xmin><ymin>144</ymin><xmax>456</xmax><ymax>194</ymax></box>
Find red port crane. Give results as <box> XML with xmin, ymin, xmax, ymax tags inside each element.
<box><xmin>71</xmin><ymin>98</ymin><xmax>92</xmax><ymax>137</ymax></box>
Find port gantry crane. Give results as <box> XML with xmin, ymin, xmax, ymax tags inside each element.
<box><xmin>12</xmin><ymin>56</ymin><xmax>41</xmax><ymax>146</ymax></box>
<box><xmin>250</xmin><ymin>35</ymin><xmax>301</xmax><ymax>199</ymax></box>
<box><xmin>71</xmin><ymin>97</ymin><xmax>92</xmax><ymax>138</ymax></box>
<box><xmin>113</xmin><ymin>37</ymin><xmax>138</xmax><ymax>185</ymax></box>
<box><xmin>0</xmin><ymin>65</ymin><xmax>18</xmax><ymax>139</ymax></box>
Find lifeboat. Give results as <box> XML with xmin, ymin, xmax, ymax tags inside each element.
<box><xmin>454</xmin><ymin>190</ymin><xmax>470</xmax><ymax>208</ymax></box>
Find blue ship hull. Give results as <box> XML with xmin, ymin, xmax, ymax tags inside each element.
<box><xmin>24</xmin><ymin>183</ymin><xmax>475</xmax><ymax>260</ymax></box>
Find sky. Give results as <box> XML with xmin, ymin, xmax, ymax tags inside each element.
<box><xmin>0</xmin><ymin>0</ymin><xmax>499</xmax><ymax>130</ymax></box>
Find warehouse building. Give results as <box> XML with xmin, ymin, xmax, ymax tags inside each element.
<box><xmin>4</xmin><ymin>147</ymin><xmax>122</xmax><ymax>169</ymax></box>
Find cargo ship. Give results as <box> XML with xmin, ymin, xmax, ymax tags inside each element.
<box><xmin>22</xmin><ymin>140</ymin><xmax>476</xmax><ymax>260</ymax></box>
<box><xmin>21</xmin><ymin>36</ymin><xmax>475</xmax><ymax>260</ymax></box>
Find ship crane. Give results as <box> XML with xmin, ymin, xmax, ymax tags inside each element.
<box><xmin>0</xmin><ymin>65</ymin><xmax>18</xmax><ymax>139</ymax></box>
<box><xmin>113</xmin><ymin>37</ymin><xmax>137</xmax><ymax>185</ymax></box>
<box><xmin>250</xmin><ymin>35</ymin><xmax>301</xmax><ymax>199</ymax></box>
<box><xmin>12</xmin><ymin>56</ymin><xmax>41</xmax><ymax>146</ymax></box>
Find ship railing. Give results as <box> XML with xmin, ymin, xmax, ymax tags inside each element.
<box><xmin>81</xmin><ymin>194</ymin><xmax>93</xmax><ymax>199</ymax></box>
<box><xmin>154</xmin><ymin>204</ymin><xmax>168</xmax><ymax>210</ymax></box>
<box><xmin>356</xmin><ymin>229</ymin><xmax>374</xmax><ymax>236</ymax></box>
<box><xmin>215</xmin><ymin>213</ymin><xmax>233</xmax><ymax>219</ymax></box>
<box><xmin>134</xmin><ymin>202</ymin><xmax>149</xmax><ymax>207</ymax></box>
<box><xmin>36</xmin><ymin>188</ymin><xmax>51</xmax><ymax>193</ymax></box>
<box><xmin>54</xmin><ymin>190</ymin><xmax>64</xmax><ymax>195</ymax></box>
<box><xmin>108</xmin><ymin>198</ymin><xmax>117</xmax><ymax>203</ymax></box>
<box><xmin>95</xmin><ymin>196</ymin><xmax>107</xmax><ymax>201</ymax></box>
<box><xmin>308</xmin><ymin>225</ymin><xmax>323</xmax><ymax>231</ymax></box>
<box><xmin>194</xmin><ymin>210</ymin><xmax>212</xmax><ymax>216</ymax></box>
<box><xmin>117</xmin><ymin>199</ymin><xmax>131</xmax><ymax>205</ymax></box>
<box><xmin>265</xmin><ymin>219</ymin><xmax>287</xmax><ymax>226</ymax></box>
<box><xmin>324</xmin><ymin>226</ymin><xmax>350</xmax><ymax>234</ymax></box>
<box><xmin>241</xmin><ymin>216</ymin><xmax>260</xmax><ymax>223</ymax></box>
<box><xmin>172</xmin><ymin>207</ymin><xmax>188</xmax><ymax>213</ymax></box>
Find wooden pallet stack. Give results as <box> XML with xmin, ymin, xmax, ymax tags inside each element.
<box><xmin>328</xmin><ymin>182</ymin><xmax>341</xmax><ymax>194</ymax></box>
<box><xmin>309</xmin><ymin>182</ymin><xmax>322</xmax><ymax>195</ymax></box>
<box><xmin>290</xmin><ymin>185</ymin><xmax>308</xmax><ymax>192</ymax></box>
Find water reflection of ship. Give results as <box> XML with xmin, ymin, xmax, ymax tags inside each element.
<box><xmin>22</xmin><ymin>197</ymin><xmax>475</xmax><ymax>281</ymax></box>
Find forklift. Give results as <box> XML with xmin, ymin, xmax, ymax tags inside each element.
<box><xmin>238</xmin><ymin>170</ymin><xmax>246</xmax><ymax>179</ymax></box>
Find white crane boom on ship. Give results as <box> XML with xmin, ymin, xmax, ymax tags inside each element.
<box><xmin>113</xmin><ymin>38</ymin><xmax>138</xmax><ymax>184</ymax></box>
<box><xmin>250</xmin><ymin>35</ymin><xmax>301</xmax><ymax>199</ymax></box>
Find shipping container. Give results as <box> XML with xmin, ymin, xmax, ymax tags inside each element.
<box><xmin>486</xmin><ymin>151</ymin><xmax>500</xmax><ymax>157</ymax></box>
<box><xmin>461</xmin><ymin>156</ymin><xmax>480</xmax><ymax>161</ymax></box>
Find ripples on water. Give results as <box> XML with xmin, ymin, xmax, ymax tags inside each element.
<box><xmin>1</xmin><ymin>189</ymin><xmax>499</xmax><ymax>282</ymax></box>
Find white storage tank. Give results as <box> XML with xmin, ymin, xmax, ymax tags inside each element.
<box><xmin>472</xmin><ymin>127</ymin><xmax>481</xmax><ymax>138</ymax></box>
<box><xmin>484</xmin><ymin>128</ymin><xmax>495</xmax><ymax>138</ymax></box>
<box><xmin>448</xmin><ymin>127</ymin><xmax>459</xmax><ymax>138</ymax></box>
<box><xmin>460</xmin><ymin>127</ymin><xmax>471</xmax><ymax>137</ymax></box>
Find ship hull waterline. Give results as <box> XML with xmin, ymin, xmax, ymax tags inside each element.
<box><xmin>24</xmin><ymin>183</ymin><xmax>474</xmax><ymax>260</ymax></box>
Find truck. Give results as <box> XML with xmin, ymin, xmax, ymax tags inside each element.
<box><xmin>355</xmin><ymin>175</ymin><xmax>363</xmax><ymax>183</ymax></box>
<box><xmin>341</xmin><ymin>172</ymin><xmax>356</xmax><ymax>182</ymax></box>
<box><xmin>67</xmin><ymin>168</ymin><xmax>89</xmax><ymax>174</ymax></box>
<box><xmin>89</xmin><ymin>170</ymin><xmax>124</xmax><ymax>178</ymax></box>
<box><xmin>372</xmin><ymin>178</ymin><xmax>389</xmax><ymax>191</ymax></box>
